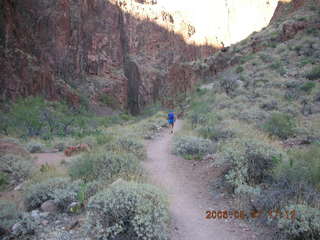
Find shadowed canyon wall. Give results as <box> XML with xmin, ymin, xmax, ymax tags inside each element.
<box><xmin>0</xmin><ymin>0</ymin><xmax>216</xmax><ymax>113</ymax></box>
<box><xmin>0</xmin><ymin>0</ymin><xmax>291</xmax><ymax>114</ymax></box>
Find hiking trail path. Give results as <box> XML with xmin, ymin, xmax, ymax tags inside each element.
<box><xmin>144</xmin><ymin>119</ymin><xmax>262</xmax><ymax>240</ymax></box>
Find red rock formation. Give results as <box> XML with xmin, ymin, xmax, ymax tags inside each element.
<box><xmin>271</xmin><ymin>0</ymin><xmax>309</xmax><ymax>22</ymax></box>
<box><xmin>0</xmin><ymin>0</ymin><xmax>216</xmax><ymax>114</ymax></box>
<box><xmin>64</xmin><ymin>143</ymin><xmax>90</xmax><ymax>157</ymax></box>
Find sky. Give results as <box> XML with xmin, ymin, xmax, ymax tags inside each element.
<box><xmin>156</xmin><ymin>0</ymin><xmax>279</xmax><ymax>46</ymax></box>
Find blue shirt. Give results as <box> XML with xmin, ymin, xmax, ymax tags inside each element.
<box><xmin>168</xmin><ymin>112</ymin><xmax>175</xmax><ymax>120</ymax></box>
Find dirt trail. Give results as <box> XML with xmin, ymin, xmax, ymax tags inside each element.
<box><xmin>144</xmin><ymin>120</ymin><xmax>257</xmax><ymax>240</ymax></box>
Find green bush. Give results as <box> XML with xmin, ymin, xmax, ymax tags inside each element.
<box><xmin>7</xmin><ymin>96</ymin><xmax>47</xmax><ymax>137</ymax></box>
<box><xmin>116</xmin><ymin>136</ymin><xmax>146</xmax><ymax>159</ymax></box>
<box><xmin>0</xmin><ymin>172</ymin><xmax>8</xmax><ymax>190</ymax></box>
<box><xmin>306</xmin><ymin>65</ymin><xmax>320</xmax><ymax>80</ymax></box>
<box><xmin>23</xmin><ymin>177</ymin><xmax>69</xmax><ymax>210</ymax></box>
<box><xmin>98</xmin><ymin>93</ymin><xmax>119</xmax><ymax>108</ymax></box>
<box><xmin>49</xmin><ymin>180</ymin><xmax>83</xmax><ymax>211</ymax></box>
<box><xmin>68</xmin><ymin>151</ymin><xmax>142</xmax><ymax>182</ymax></box>
<box><xmin>300</xmin><ymin>82</ymin><xmax>316</xmax><ymax>93</ymax></box>
<box><xmin>263</xmin><ymin>112</ymin><xmax>296</xmax><ymax>139</ymax></box>
<box><xmin>235</xmin><ymin>66</ymin><xmax>244</xmax><ymax>73</ymax></box>
<box><xmin>0</xmin><ymin>200</ymin><xmax>21</xmax><ymax>230</ymax></box>
<box><xmin>95</xmin><ymin>133</ymin><xmax>113</xmax><ymax>145</ymax></box>
<box><xmin>25</xmin><ymin>141</ymin><xmax>45</xmax><ymax>153</ymax></box>
<box><xmin>78</xmin><ymin>181</ymin><xmax>104</xmax><ymax>205</ymax></box>
<box><xmin>198</xmin><ymin>125</ymin><xmax>234</xmax><ymax>142</ymax></box>
<box><xmin>277</xmin><ymin>204</ymin><xmax>320</xmax><ymax>240</ymax></box>
<box><xmin>288</xmin><ymin>145</ymin><xmax>320</xmax><ymax>189</ymax></box>
<box><xmin>24</xmin><ymin>177</ymin><xmax>85</xmax><ymax>212</ymax></box>
<box><xmin>1</xmin><ymin>96</ymin><xmax>98</xmax><ymax>138</ymax></box>
<box><xmin>188</xmin><ymin>108</ymin><xmax>217</xmax><ymax>129</ymax></box>
<box><xmin>222</xmin><ymin>138</ymin><xmax>285</xmax><ymax>189</ymax></box>
<box><xmin>86</xmin><ymin>181</ymin><xmax>169</xmax><ymax>240</ymax></box>
<box><xmin>259</xmin><ymin>53</ymin><xmax>273</xmax><ymax>63</ymax></box>
<box><xmin>0</xmin><ymin>154</ymin><xmax>34</xmax><ymax>184</ymax></box>
<box><xmin>173</xmin><ymin>136</ymin><xmax>215</xmax><ymax>160</ymax></box>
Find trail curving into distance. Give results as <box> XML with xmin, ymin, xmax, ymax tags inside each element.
<box><xmin>144</xmin><ymin>120</ymin><xmax>259</xmax><ymax>240</ymax></box>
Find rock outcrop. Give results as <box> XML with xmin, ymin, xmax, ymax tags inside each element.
<box><xmin>1</xmin><ymin>0</ymin><xmax>313</xmax><ymax>113</ymax></box>
<box><xmin>0</xmin><ymin>0</ymin><xmax>216</xmax><ymax>114</ymax></box>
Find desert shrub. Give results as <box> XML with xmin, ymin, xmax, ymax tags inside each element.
<box><xmin>78</xmin><ymin>181</ymin><xmax>104</xmax><ymax>205</ymax></box>
<box><xmin>300</xmin><ymin>82</ymin><xmax>316</xmax><ymax>93</ymax></box>
<box><xmin>116</xmin><ymin>136</ymin><xmax>145</xmax><ymax>159</ymax></box>
<box><xmin>0</xmin><ymin>200</ymin><xmax>21</xmax><ymax>230</ymax></box>
<box><xmin>222</xmin><ymin>138</ymin><xmax>285</xmax><ymax>189</ymax></box>
<box><xmin>240</xmin><ymin>54</ymin><xmax>255</xmax><ymax>64</ymax></box>
<box><xmin>23</xmin><ymin>177</ymin><xmax>69</xmax><ymax>210</ymax></box>
<box><xmin>173</xmin><ymin>136</ymin><xmax>215</xmax><ymax>160</ymax></box>
<box><xmin>1</xmin><ymin>96</ymin><xmax>104</xmax><ymax>138</ymax></box>
<box><xmin>86</xmin><ymin>181</ymin><xmax>169</xmax><ymax>240</ymax></box>
<box><xmin>252</xmin><ymin>175</ymin><xmax>320</xmax><ymax>223</ymax></box>
<box><xmin>219</xmin><ymin>77</ymin><xmax>239</xmax><ymax>94</ymax></box>
<box><xmin>259</xmin><ymin>53</ymin><xmax>273</xmax><ymax>63</ymax></box>
<box><xmin>11</xmin><ymin>212</ymin><xmax>36</xmax><ymax>236</ymax></box>
<box><xmin>198</xmin><ymin>125</ymin><xmax>235</xmax><ymax>142</ymax></box>
<box><xmin>263</xmin><ymin>112</ymin><xmax>297</xmax><ymax>139</ymax></box>
<box><xmin>98</xmin><ymin>93</ymin><xmax>119</xmax><ymax>108</ymax></box>
<box><xmin>269</xmin><ymin>61</ymin><xmax>286</xmax><ymax>75</ymax></box>
<box><xmin>235</xmin><ymin>65</ymin><xmax>244</xmax><ymax>73</ymax></box>
<box><xmin>260</xmin><ymin>100</ymin><xmax>278</xmax><ymax>111</ymax></box>
<box><xmin>136</xmin><ymin>116</ymin><xmax>167</xmax><ymax>139</ymax></box>
<box><xmin>95</xmin><ymin>133</ymin><xmax>113</xmax><ymax>145</ymax></box>
<box><xmin>288</xmin><ymin>145</ymin><xmax>320</xmax><ymax>189</ymax></box>
<box><xmin>0</xmin><ymin>172</ymin><xmax>8</xmax><ymax>190</ymax></box>
<box><xmin>0</xmin><ymin>154</ymin><xmax>34</xmax><ymax>184</ymax></box>
<box><xmin>306</xmin><ymin>65</ymin><xmax>320</xmax><ymax>80</ymax></box>
<box><xmin>277</xmin><ymin>204</ymin><xmax>320</xmax><ymax>240</ymax></box>
<box><xmin>284</xmin><ymin>89</ymin><xmax>300</xmax><ymax>101</ymax></box>
<box><xmin>6</xmin><ymin>96</ymin><xmax>47</xmax><ymax>137</ymax></box>
<box><xmin>188</xmin><ymin>106</ymin><xmax>217</xmax><ymax>129</ymax></box>
<box><xmin>49</xmin><ymin>180</ymin><xmax>83</xmax><ymax>211</ymax></box>
<box><xmin>68</xmin><ymin>151</ymin><xmax>142</xmax><ymax>182</ymax></box>
<box><xmin>24</xmin><ymin>177</ymin><xmax>85</xmax><ymax>212</ymax></box>
<box><xmin>237</xmin><ymin>106</ymin><xmax>269</xmax><ymax>124</ymax></box>
<box><xmin>25</xmin><ymin>141</ymin><xmax>45</xmax><ymax>153</ymax></box>
<box><xmin>68</xmin><ymin>154</ymin><xmax>94</xmax><ymax>182</ymax></box>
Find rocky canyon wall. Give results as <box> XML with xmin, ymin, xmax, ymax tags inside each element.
<box><xmin>1</xmin><ymin>0</ymin><xmax>299</xmax><ymax>114</ymax></box>
<box><xmin>0</xmin><ymin>0</ymin><xmax>216</xmax><ymax>114</ymax></box>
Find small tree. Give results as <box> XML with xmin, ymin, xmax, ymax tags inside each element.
<box><xmin>9</xmin><ymin>96</ymin><xmax>46</xmax><ymax>137</ymax></box>
<box><xmin>220</xmin><ymin>77</ymin><xmax>238</xmax><ymax>95</ymax></box>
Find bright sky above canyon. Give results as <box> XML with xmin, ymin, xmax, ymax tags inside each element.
<box><xmin>157</xmin><ymin>0</ymin><xmax>279</xmax><ymax>46</ymax></box>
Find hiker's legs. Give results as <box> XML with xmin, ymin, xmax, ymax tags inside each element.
<box><xmin>170</xmin><ymin>122</ymin><xmax>174</xmax><ymax>133</ymax></box>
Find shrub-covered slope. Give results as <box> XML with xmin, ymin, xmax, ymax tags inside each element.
<box><xmin>173</xmin><ymin>1</ymin><xmax>320</xmax><ymax>239</ymax></box>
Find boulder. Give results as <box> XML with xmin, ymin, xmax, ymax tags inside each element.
<box><xmin>41</xmin><ymin>200</ymin><xmax>58</xmax><ymax>214</ymax></box>
<box><xmin>11</xmin><ymin>222</ymin><xmax>23</xmax><ymax>235</ymax></box>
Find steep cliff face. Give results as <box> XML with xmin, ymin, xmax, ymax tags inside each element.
<box><xmin>0</xmin><ymin>0</ymin><xmax>216</xmax><ymax>113</ymax></box>
<box><xmin>1</xmin><ymin>0</ymin><xmax>305</xmax><ymax>114</ymax></box>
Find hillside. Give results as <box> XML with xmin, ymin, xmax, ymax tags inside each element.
<box><xmin>171</xmin><ymin>0</ymin><xmax>320</xmax><ymax>239</ymax></box>
<box><xmin>1</xmin><ymin>0</ymin><xmax>280</xmax><ymax>114</ymax></box>
<box><xmin>1</xmin><ymin>0</ymin><xmax>320</xmax><ymax>239</ymax></box>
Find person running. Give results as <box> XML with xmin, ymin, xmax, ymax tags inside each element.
<box><xmin>167</xmin><ymin>111</ymin><xmax>176</xmax><ymax>133</ymax></box>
